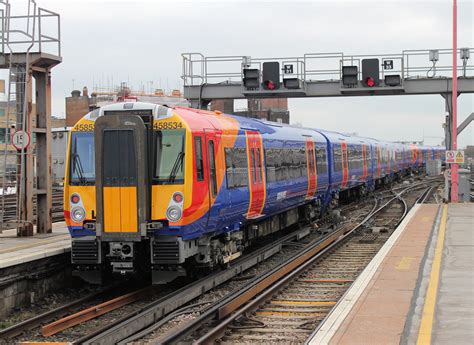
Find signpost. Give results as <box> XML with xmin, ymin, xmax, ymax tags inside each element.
<box><xmin>11</xmin><ymin>130</ymin><xmax>31</xmax><ymax>151</ymax></box>
<box><xmin>446</xmin><ymin>150</ymin><xmax>464</xmax><ymax>164</ymax></box>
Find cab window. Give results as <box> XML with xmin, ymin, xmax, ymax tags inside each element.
<box><xmin>154</xmin><ymin>129</ymin><xmax>186</xmax><ymax>184</ymax></box>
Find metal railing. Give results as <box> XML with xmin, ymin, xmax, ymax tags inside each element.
<box><xmin>182</xmin><ymin>48</ymin><xmax>474</xmax><ymax>87</ymax></box>
<box><xmin>0</xmin><ymin>0</ymin><xmax>61</xmax><ymax>56</ymax></box>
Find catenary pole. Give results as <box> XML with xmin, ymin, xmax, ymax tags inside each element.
<box><xmin>451</xmin><ymin>0</ymin><xmax>458</xmax><ymax>202</ymax></box>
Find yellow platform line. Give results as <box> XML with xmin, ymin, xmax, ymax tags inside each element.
<box><xmin>417</xmin><ymin>204</ymin><xmax>448</xmax><ymax>345</ymax></box>
<box><xmin>270</xmin><ymin>300</ymin><xmax>337</xmax><ymax>306</ymax></box>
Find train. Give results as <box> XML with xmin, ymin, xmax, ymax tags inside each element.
<box><xmin>64</xmin><ymin>102</ymin><xmax>445</xmax><ymax>284</ymax></box>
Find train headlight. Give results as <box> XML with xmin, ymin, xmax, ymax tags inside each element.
<box><xmin>71</xmin><ymin>207</ymin><xmax>86</xmax><ymax>223</ymax></box>
<box><xmin>166</xmin><ymin>206</ymin><xmax>182</xmax><ymax>222</ymax></box>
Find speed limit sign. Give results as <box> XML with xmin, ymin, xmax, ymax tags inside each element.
<box><xmin>11</xmin><ymin>130</ymin><xmax>31</xmax><ymax>151</ymax></box>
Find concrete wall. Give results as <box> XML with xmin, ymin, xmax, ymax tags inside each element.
<box><xmin>0</xmin><ymin>253</ymin><xmax>72</xmax><ymax>319</ymax></box>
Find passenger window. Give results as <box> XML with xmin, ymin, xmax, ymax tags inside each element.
<box><xmin>255</xmin><ymin>148</ymin><xmax>262</xmax><ymax>182</ymax></box>
<box><xmin>208</xmin><ymin>140</ymin><xmax>217</xmax><ymax>197</ymax></box>
<box><xmin>194</xmin><ymin>136</ymin><xmax>204</xmax><ymax>181</ymax></box>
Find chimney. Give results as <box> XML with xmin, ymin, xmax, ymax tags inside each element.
<box><xmin>71</xmin><ymin>90</ymin><xmax>81</xmax><ymax>98</ymax></box>
<box><xmin>82</xmin><ymin>86</ymin><xmax>89</xmax><ymax>97</ymax></box>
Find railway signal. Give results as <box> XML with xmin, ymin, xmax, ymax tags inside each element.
<box><xmin>342</xmin><ymin>66</ymin><xmax>358</xmax><ymax>86</ymax></box>
<box><xmin>362</xmin><ymin>58</ymin><xmax>380</xmax><ymax>87</ymax></box>
<box><xmin>262</xmin><ymin>62</ymin><xmax>280</xmax><ymax>90</ymax></box>
<box><xmin>243</xmin><ymin>68</ymin><xmax>260</xmax><ymax>90</ymax></box>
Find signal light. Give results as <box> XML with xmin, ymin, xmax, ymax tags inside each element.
<box><xmin>384</xmin><ymin>74</ymin><xmax>401</xmax><ymax>86</ymax></box>
<box><xmin>265</xmin><ymin>80</ymin><xmax>276</xmax><ymax>90</ymax></box>
<box><xmin>243</xmin><ymin>68</ymin><xmax>260</xmax><ymax>90</ymax></box>
<box><xmin>342</xmin><ymin>66</ymin><xmax>358</xmax><ymax>87</ymax></box>
<box><xmin>283</xmin><ymin>78</ymin><xmax>301</xmax><ymax>89</ymax></box>
<box><xmin>262</xmin><ymin>62</ymin><xmax>280</xmax><ymax>90</ymax></box>
<box><xmin>362</xmin><ymin>58</ymin><xmax>380</xmax><ymax>87</ymax></box>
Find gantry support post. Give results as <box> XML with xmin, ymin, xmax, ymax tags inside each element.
<box><xmin>34</xmin><ymin>69</ymin><xmax>52</xmax><ymax>233</ymax></box>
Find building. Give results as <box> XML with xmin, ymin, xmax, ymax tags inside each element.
<box><xmin>211</xmin><ymin>98</ymin><xmax>290</xmax><ymax>124</ymax></box>
<box><xmin>65</xmin><ymin>84</ymin><xmax>188</xmax><ymax>126</ymax></box>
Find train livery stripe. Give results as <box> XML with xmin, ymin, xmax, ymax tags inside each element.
<box><xmin>305</xmin><ymin>139</ymin><xmax>317</xmax><ymax>199</ymax></box>
<box><xmin>341</xmin><ymin>141</ymin><xmax>349</xmax><ymax>189</ymax></box>
<box><xmin>245</xmin><ymin>130</ymin><xmax>266</xmax><ymax>218</ymax></box>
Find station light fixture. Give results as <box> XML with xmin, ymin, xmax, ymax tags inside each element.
<box><xmin>262</xmin><ymin>62</ymin><xmax>280</xmax><ymax>90</ymax></box>
<box><xmin>362</xmin><ymin>58</ymin><xmax>380</xmax><ymax>87</ymax></box>
<box><xmin>342</xmin><ymin>66</ymin><xmax>358</xmax><ymax>86</ymax></box>
<box><xmin>243</xmin><ymin>68</ymin><xmax>260</xmax><ymax>90</ymax></box>
<box><xmin>384</xmin><ymin>74</ymin><xmax>402</xmax><ymax>87</ymax></box>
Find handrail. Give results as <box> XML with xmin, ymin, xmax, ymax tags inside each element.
<box><xmin>182</xmin><ymin>48</ymin><xmax>474</xmax><ymax>87</ymax></box>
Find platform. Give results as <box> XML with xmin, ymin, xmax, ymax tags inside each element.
<box><xmin>307</xmin><ymin>202</ymin><xmax>474</xmax><ymax>345</ymax></box>
<box><xmin>0</xmin><ymin>222</ymin><xmax>71</xmax><ymax>269</ymax></box>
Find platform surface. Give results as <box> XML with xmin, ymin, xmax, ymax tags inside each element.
<box><xmin>430</xmin><ymin>203</ymin><xmax>474</xmax><ymax>344</ymax></box>
<box><xmin>0</xmin><ymin>222</ymin><xmax>71</xmax><ymax>269</ymax></box>
<box><xmin>308</xmin><ymin>202</ymin><xmax>474</xmax><ymax>345</ymax></box>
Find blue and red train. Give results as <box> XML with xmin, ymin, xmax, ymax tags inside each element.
<box><xmin>64</xmin><ymin>102</ymin><xmax>445</xmax><ymax>284</ymax></box>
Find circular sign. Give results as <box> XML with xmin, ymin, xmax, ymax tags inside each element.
<box><xmin>11</xmin><ymin>130</ymin><xmax>31</xmax><ymax>151</ymax></box>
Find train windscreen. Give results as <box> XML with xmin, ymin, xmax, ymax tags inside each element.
<box><xmin>69</xmin><ymin>132</ymin><xmax>95</xmax><ymax>185</ymax></box>
<box><xmin>154</xmin><ymin>129</ymin><xmax>186</xmax><ymax>184</ymax></box>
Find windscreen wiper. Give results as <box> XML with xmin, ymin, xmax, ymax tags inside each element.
<box><xmin>168</xmin><ymin>152</ymin><xmax>185</xmax><ymax>183</ymax></box>
<box><xmin>72</xmin><ymin>138</ymin><xmax>87</xmax><ymax>185</ymax></box>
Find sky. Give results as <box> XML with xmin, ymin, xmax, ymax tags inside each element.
<box><xmin>2</xmin><ymin>0</ymin><xmax>473</xmax><ymax>147</ymax></box>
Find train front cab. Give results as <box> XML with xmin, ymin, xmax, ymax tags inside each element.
<box><xmin>93</xmin><ymin>114</ymin><xmax>151</xmax><ymax>280</ymax></box>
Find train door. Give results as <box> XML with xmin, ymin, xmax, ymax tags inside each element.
<box><xmin>204</xmin><ymin>129</ymin><xmax>220</xmax><ymax>228</ymax></box>
<box><xmin>362</xmin><ymin>144</ymin><xmax>368</xmax><ymax>180</ymax></box>
<box><xmin>246</xmin><ymin>130</ymin><xmax>265</xmax><ymax>219</ymax></box>
<box><xmin>95</xmin><ymin>115</ymin><xmax>148</xmax><ymax>238</ymax></box>
<box><xmin>305</xmin><ymin>138</ymin><xmax>317</xmax><ymax>199</ymax></box>
<box><xmin>377</xmin><ymin>145</ymin><xmax>382</xmax><ymax>177</ymax></box>
<box><xmin>341</xmin><ymin>141</ymin><xmax>349</xmax><ymax>188</ymax></box>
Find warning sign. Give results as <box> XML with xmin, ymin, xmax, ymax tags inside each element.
<box><xmin>445</xmin><ymin>150</ymin><xmax>464</xmax><ymax>164</ymax></box>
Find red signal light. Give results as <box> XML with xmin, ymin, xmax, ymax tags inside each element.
<box><xmin>366</xmin><ymin>77</ymin><xmax>375</xmax><ymax>87</ymax></box>
<box><xmin>265</xmin><ymin>80</ymin><xmax>276</xmax><ymax>90</ymax></box>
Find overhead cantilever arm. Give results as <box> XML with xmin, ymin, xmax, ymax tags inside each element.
<box><xmin>457</xmin><ymin>112</ymin><xmax>474</xmax><ymax>135</ymax></box>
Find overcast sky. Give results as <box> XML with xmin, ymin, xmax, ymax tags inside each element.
<box><xmin>3</xmin><ymin>0</ymin><xmax>474</xmax><ymax>147</ymax></box>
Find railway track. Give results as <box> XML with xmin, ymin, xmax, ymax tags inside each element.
<box><xmin>149</xmin><ymin>183</ymin><xmax>431</xmax><ymax>344</ymax></box>
<box><xmin>4</xmin><ymin>179</ymin><xmax>439</xmax><ymax>344</ymax></box>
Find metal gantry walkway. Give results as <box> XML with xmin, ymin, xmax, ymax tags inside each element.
<box><xmin>181</xmin><ymin>49</ymin><xmax>474</xmax><ymax>108</ymax></box>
